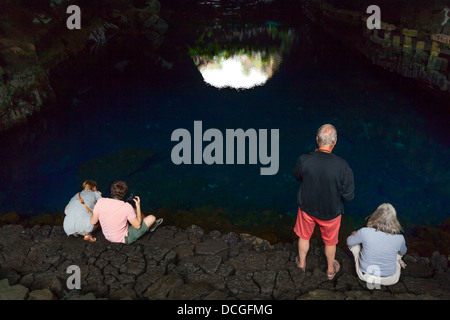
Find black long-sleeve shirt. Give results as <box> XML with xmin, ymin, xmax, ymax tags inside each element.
<box><xmin>294</xmin><ymin>150</ymin><xmax>355</xmax><ymax>220</ymax></box>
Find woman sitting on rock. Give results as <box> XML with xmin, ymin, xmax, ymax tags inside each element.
<box><xmin>63</xmin><ymin>180</ymin><xmax>102</xmax><ymax>242</ymax></box>
<box><xmin>347</xmin><ymin>203</ymin><xmax>407</xmax><ymax>287</ymax></box>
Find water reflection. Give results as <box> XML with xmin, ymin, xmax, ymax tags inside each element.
<box><xmin>196</xmin><ymin>0</ymin><xmax>274</xmax><ymax>17</ymax></box>
<box><xmin>189</xmin><ymin>24</ymin><xmax>295</xmax><ymax>89</ymax></box>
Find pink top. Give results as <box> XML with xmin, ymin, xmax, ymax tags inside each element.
<box><xmin>93</xmin><ymin>198</ymin><xmax>136</xmax><ymax>243</ymax></box>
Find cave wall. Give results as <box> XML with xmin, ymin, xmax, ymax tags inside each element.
<box><xmin>1</xmin><ymin>0</ymin><xmax>448</xmax><ymax>132</ymax></box>
<box><xmin>0</xmin><ymin>0</ymin><xmax>168</xmax><ymax>132</ymax></box>
<box><xmin>301</xmin><ymin>0</ymin><xmax>450</xmax><ymax>93</ymax></box>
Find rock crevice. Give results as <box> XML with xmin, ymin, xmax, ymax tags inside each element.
<box><xmin>0</xmin><ymin>223</ymin><xmax>448</xmax><ymax>300</ymax></box>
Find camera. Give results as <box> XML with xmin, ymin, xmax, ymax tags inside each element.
<box><xmin>125</xmin><ymin>193</ymin><xmax>136</xmax><ymax>209</ymax></box>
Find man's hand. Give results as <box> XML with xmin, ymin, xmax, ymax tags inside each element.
<box><xmin>133</xmin><ymin>195</ymin><xmax>141</xmax><ymax>208</ymax></box>
<box><xmin>129</xmin><ymin>195</ymin><xmax>142</xmax><ymax>229</ymax></box>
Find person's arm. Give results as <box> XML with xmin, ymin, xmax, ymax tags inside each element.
<box><xmin>341</xmin><ymin>165</ymin><xmax>355</xmax><ymax>202</ymax></box>
<box><xmin>399</xmin><ymin>237</ymin><xmax>407</xmax><ymax>255</ymax></box>
<box><xmin>293</xmin><ymin>156</ymin><xmax>303</xmax><ymax>181</ymax></box>
<box><xmin>90</xmin><ymin>207</ymin><xmax>99</xmax><ymax>225</ymax></box>
<box><xmin>128</xmin><ymin>196</ymin><xmax>142</xmax><ymax>229</ymax></box>
<box><xmin>346</xmin><ymin>228</ymin><xmax>363</xmax><ymax>247</ymax></box>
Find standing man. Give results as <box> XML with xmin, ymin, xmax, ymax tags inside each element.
<box><xmin>293</xmin><ymin>124</ymin><xmax>354</xmax><ymax>280</ymax></box>
<box><xmin>91</xmin><ymin>180</ymin><xmax>163</xmax><ymax>244</ymax></box>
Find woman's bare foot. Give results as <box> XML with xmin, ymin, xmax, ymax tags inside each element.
<box><xmin>84</xmin><ymin>234</ymin><xmax>96</xmax><ymax>242</ymax></box>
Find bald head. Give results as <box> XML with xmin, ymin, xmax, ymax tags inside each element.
<box><xmin>316</xmin><ymin>124</ymin><xmax>337</xmax><ymax>147</ymax></box>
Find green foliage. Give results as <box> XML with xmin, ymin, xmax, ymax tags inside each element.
<box><xmin>188</xmin><ymin>25</ymin><xmax>294</xmax><ymax>65</ymax></box>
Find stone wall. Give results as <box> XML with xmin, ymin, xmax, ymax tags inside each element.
<box><xmin>301</xmin><ymin>0</ymin><xmax>450</xmax><ymax>93</ymax></box>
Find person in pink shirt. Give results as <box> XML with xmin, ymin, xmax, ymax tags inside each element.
<box><xmin>91</xmin><ymin>180</ymin><xmax>163</xmax><ymax>244</ymax></box>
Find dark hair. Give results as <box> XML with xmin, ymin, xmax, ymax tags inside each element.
<box><xmin>110</xmin><ymin>180</ymin><xmax>128</xmax><ymax>199</ymax></box>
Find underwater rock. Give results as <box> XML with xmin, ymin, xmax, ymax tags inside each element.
<box><xmin>0</xmin><ymin>212</ymin><xmax>20</xmax><ymax>224</ymax></box>
<box><xmin>78</xmin><ymin>148</ymin><xmax>155</xmax><ymax>190</ymax></box>
<box><xmin>406</xmin><ymin>221</ymin><xmax>450</xmax><ymax>257</ymax></box>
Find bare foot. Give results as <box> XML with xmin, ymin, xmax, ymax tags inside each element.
<box><xmin>84</xmin><ymin>234</ymin><xmax>97</xmax><ymax>242</ymax></box>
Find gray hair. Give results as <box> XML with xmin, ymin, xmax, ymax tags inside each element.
<box><xmin>366</xmin><ymin>203</ymin><xmax>403</xmax><ymax>234</ymax></box>
<box><xmin>316</xmin><ymin>124</ymin><xmax>337</xmax><ymax>147</ymax></box>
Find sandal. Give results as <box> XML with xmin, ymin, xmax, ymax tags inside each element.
<box><xmin>295</xmin><ymin>256</ymin><xmax>306</xmax><ymax>273</ymax></box>
<box><xmin>149</xmin><ymin>218</ymin><xmax>163</xmax><ymax>232</ymax></box>
<box><xmin>327</xmin><ymin>260</ymin><xmax>340</xmax><ymax>280</ymax></box>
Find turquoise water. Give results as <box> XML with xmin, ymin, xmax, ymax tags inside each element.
<box><xmin>0</xmin><ymin>17</ymin><xmax>448</xmax><ymax>238</ymax></box>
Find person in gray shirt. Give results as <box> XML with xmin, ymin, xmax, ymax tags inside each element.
<box><xmin>347</xmin><ymin>203</ymin><xmax>407</xmax><ymax>286</ymax></box>
<box><xmin>63</xmin><ymin>180</ymin><xmax>102</xmax><ymax>242</ymax></box>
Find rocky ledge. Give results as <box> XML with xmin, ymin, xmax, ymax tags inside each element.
<box><xmin>0</xmin><ymin>223</ymin><xmax>449</xmax><ymax>300</ymax></box>
<box><xmin>0</xmin><ymin>0</ymin><xmax>168</xmax><ymax>132</ymax></box>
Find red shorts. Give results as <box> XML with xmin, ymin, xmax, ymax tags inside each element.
<box><xmin>294</xmin><ymin>208</ymin><xmax>341</xmax><ymax>246</ymax></box>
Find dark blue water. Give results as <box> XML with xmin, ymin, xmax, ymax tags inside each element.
<box><xmin>0</xmin><ymin>18</ymin><xmax>448</xmax><ymax>237</ymax></box>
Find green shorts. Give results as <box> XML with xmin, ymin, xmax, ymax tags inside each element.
<box><xmin>125</xmin><ymin>220</ymin><xmax>149</xmax><ymax>244</ymax></box>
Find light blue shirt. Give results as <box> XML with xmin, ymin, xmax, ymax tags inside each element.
<box><xmin>347</xmin><ymin>227</ymin><xmax>407</xmax><ymax>277</ymax></box>
<box><xmin>63</xmin><ymin>190</ymin><xmax>102</xmax><ymax>236</ymax></box>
